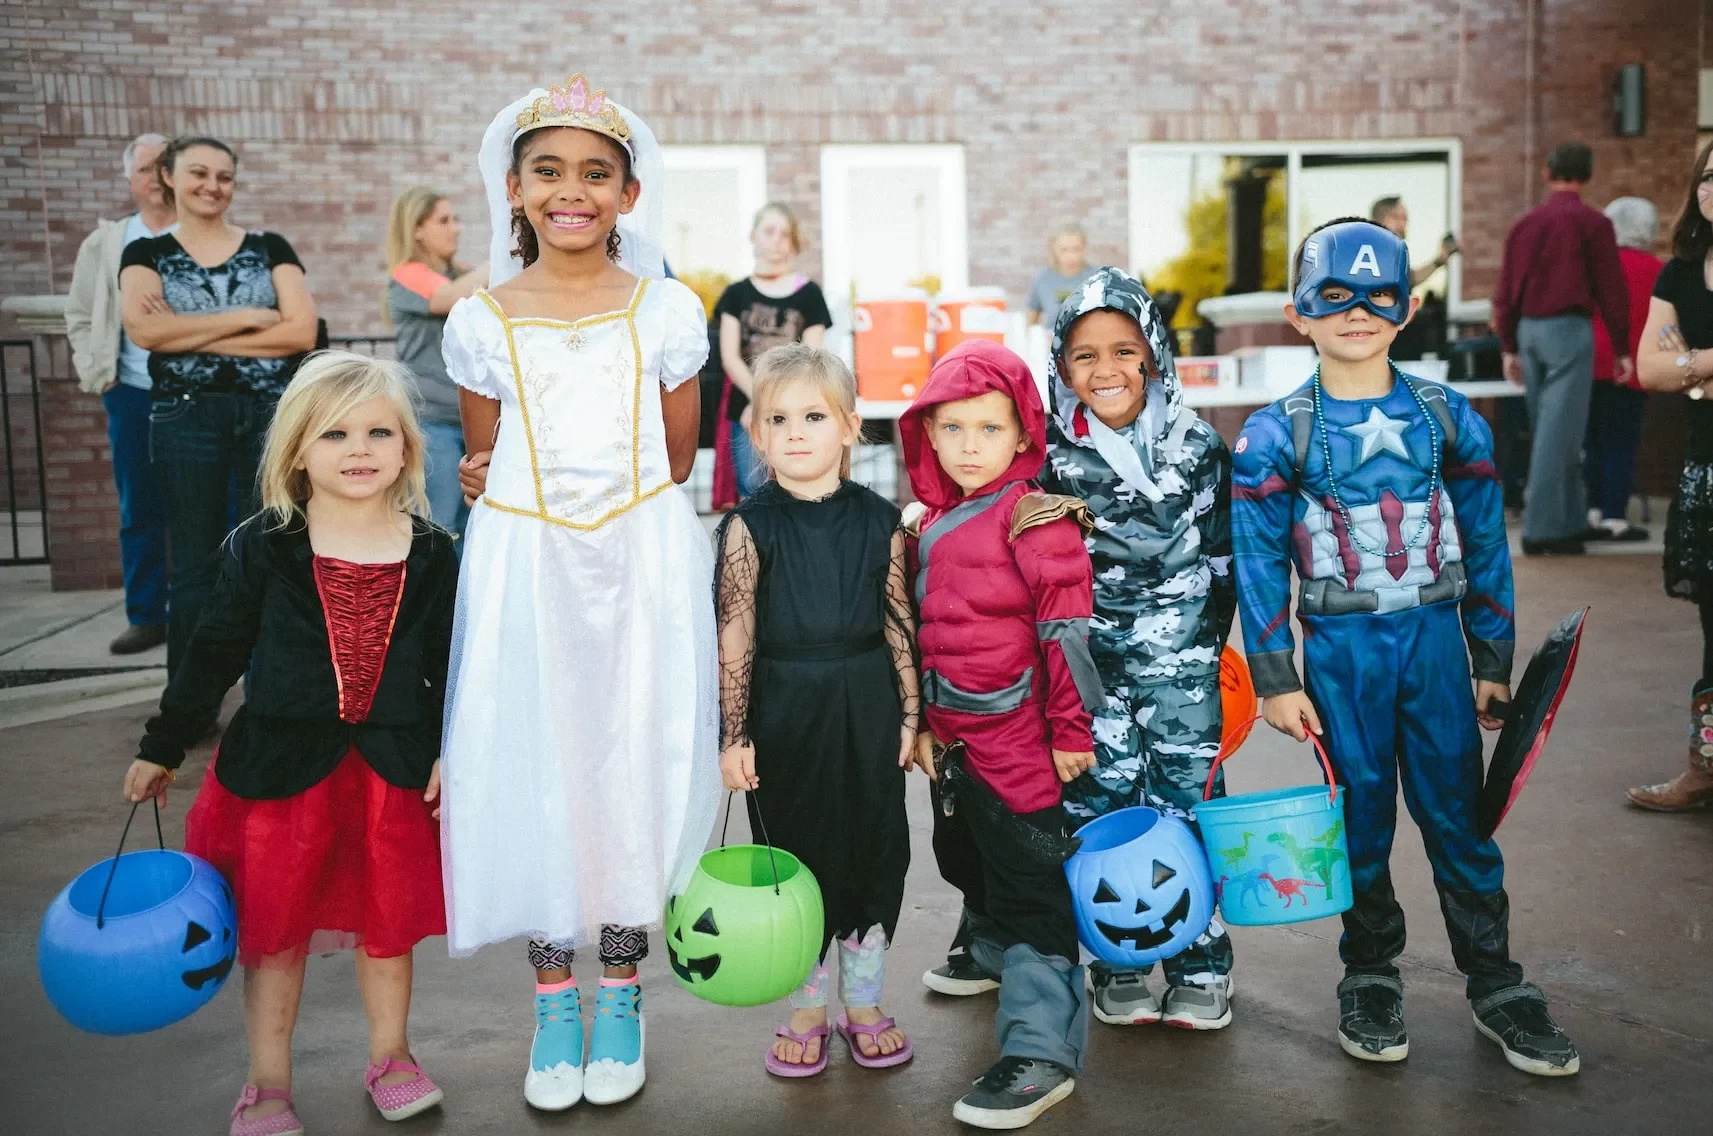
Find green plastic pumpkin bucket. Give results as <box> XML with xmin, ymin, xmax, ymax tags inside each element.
<box><xmin>664</xmin><ymin>832</ymin><xmax>823</xmax><ymax>1007</ymax></box>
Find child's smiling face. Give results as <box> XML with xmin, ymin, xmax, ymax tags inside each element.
<box><xmin>1286</xmin><ymin>284</ymin><xmax>1415</xmax><ymax>367</ymax></box>
<box><xmin>1061</xmin><ymin>309</ymin><xmax>1155</xmax><ymax>430</ymax></box>
<box><xmin>296</xmin><ymin>396</ymin><xmax>406</xmax><ymax>505</ymax></box>
<box><xmin>927</xmin><ymin>390</ymin><xmax>1030</xmax><ymax>495</ymax></box>
<box><xmin>508</xmin><ymin>127</ymin><xmax>639</xmax><ymax>259</ymax></box>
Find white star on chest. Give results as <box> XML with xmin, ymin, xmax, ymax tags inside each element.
<box><xmin>1343</xmin><ymin>407</ymin><xmax>1412</xmax><ymax>465</ymax></box>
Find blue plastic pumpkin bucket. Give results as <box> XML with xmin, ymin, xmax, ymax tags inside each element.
<box><xmin>38</xmin><ymin>802</ymin><xmax>237</xmax><ymax>1035</ymax></box>
<box><xmin>1065</xmin><ymin>806</ymin><xmax>1215</xmax><ymax>967</ymax></box>
<box><xmin>1195</xmin><ymin>715</ymin><xmax>1352</xmax><ymax>926</ymax></box>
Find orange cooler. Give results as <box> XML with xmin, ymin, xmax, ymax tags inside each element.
<box><xmin>932</xmin><ymin>287</ymin><xmax>1008</xmax><ymax>359</ymax></box>
<box><xmin>852</xmin><ymin>290</ymin><xmax>932</xmax><ymax>401</ymax></box>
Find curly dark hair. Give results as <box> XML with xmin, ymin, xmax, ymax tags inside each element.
<box><xmin>509</xmin><ymin>129</ymin><xmax>632</xmax><ymax>269</ymax></box>
<box><xmin>1670</xmin><ymin>137</ymin><xmax>1713</xmax><ymax>264</ymax></box>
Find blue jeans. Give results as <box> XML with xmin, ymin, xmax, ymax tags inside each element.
<box><xmin>102</xmin><ymin>384</ymin><xmax>167</xmax><ymax>627</ymax></box>
<box><xmin>730</xmin><ymin>420</ymin><xmax>765</xmax><ymax>499</ymax></box>
<box><xmin>421</xmin><ymin>421</ymin><xmax>469</xmax><ymax>544</ymax></box>
<box><xmin>1582</xmin><ymin>381</ymin><xmax>1647</xmax><ymax>522</ymax></box>
<box><xmin>150</xmin><ymin>392</ymin><xmax>273</xmax><ymax>677</ymax></box>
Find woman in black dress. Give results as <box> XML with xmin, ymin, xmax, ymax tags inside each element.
<box><xmin>1626</xmin><ymin>138</ymin><xmax>1713</xmax><ymax>811</ymax></box>
<box><xmin>714</xmin><ymin>345</ymin><xmax>921</xmax><ymax>1076</ymax></box>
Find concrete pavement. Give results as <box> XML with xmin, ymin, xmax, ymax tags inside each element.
<box><xmin>1</xmin><ymin>551</ymin><xmax>1709</xmax><ymax>1134</ymax></box>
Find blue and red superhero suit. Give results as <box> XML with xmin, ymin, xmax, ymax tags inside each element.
<box><xmin>1231</xmin><ymin>369</ymin><xmax>1528</xmax><ymax>1000</ymax></box>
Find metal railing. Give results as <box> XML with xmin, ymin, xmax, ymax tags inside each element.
<box><xmin>328</xmin><ymin>335</ymin><xmax>398</xmax><ymax>359</ymax></box>
<box><xmin>0</xmin><ymin>339</ymin><xmax>48</xmax><ymax>565</ymax></box>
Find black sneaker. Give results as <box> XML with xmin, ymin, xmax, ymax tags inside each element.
<box><xmin>1472</xmin><ymin>983</ymin><xmax>1580</xmax><ymax>1076</ymax></box>
<box><xmin>1521</xmin><ymin>537</ymin><xmax>1586</xmax><ymax>556</ymax></box>
<box><xmin>109</xmin><ymin>624</ymin><xmax>167</xmax><ymax>655</ymax></box>
<box><xmin>924</xmin><ymin>949</ymin><xmax>1000</xmax><ymax>996</ymax></box>
<box><xmin>1336</xmin><ymin>974</ymin><xmax>1408</xmax><ymax>1062</ymax></box>
<box><xmin>952</xmin><ymin>1056</ymin><xmax>1075</xmax><ymax>1130</ymax></box>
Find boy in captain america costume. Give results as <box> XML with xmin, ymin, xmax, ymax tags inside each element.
<box><xmin>1232</xmin><ymin>218</ymin><xmax>1580</xmax><ymax>1077</ymax></box>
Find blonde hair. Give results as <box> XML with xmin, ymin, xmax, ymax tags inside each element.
<box><xmin>749</xmin><ymin>344</ymin><xmax>858</xmax><ymax>479</ymax></box>
<box><xmin>387</xmin><ymin>186</ymin><xmax>449</xmax><ymax>273</ymax></box>
<box><xmin>1047</xmin><ymin>221</ymin><xmax>1087</xmax><ymax>260</ymax></box>
<box><xmin>259</xmin><ymin>351</ymin><xmax>430</xmax><ymax>527</ymax></box>
<box><xmin>752</xmin><ymin>201</ymin><xmax>804</xmax><ymax>255</ymax></box>
<box><xmin>382</xmin><ymin>187</ymin><xmax>448</xmax><ymax>328</ymax></box>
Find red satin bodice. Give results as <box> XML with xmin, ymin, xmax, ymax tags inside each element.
<box><xmin>311</xmin><ymin>556</ymin><xmax>407</xmax><ymax>724</ymax></box>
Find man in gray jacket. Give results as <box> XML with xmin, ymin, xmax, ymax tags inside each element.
<box><xmin>65</xmin><ymin>133</ymin><xmax>173</xmax><ymax>654</ymax></box>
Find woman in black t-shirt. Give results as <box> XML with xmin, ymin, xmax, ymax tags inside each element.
<box><xmin>1626</xmin><ymin>138</ymin><xmax>1713</xmax><ymax>812</ymax></box>
<box><xmin>119</xmin><ymin>136</ymin><xmax>319</xmax><ymax>677</ymax></box>
<box><xmin>712</xmin><ymin>203</ymin><xmax>832</xmax><ymax>506</ymax></box>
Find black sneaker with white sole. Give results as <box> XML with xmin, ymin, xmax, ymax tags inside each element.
<box><xmin>924</xmin><ymin>949</ymin><xmax>1001</xmax><ymax>996</ymax></box>
<box><xmin>1336</xmin><ymin>973</ymin><xmax>1408</xmax><ymax>1062</ymax></box>
<box><xmin>1471</xmin><ymin>983</ymin><xmax>1580</xmax><ymax>1076</ymax></box>
<box><xmin>952</xmin><ymin>1056</ymin><xmax>1075</xmax><ymax>1130</ymax></box>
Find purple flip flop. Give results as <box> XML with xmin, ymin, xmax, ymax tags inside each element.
<box><xmin>836</xmin><ymin>1013</ymin><xmax>915</xmax><ymax>1069</ymax></box>
<box><xmin>765</xmin><ymin>1022</ymin><xmax>830</xmax><ymax>1078</ymax></box>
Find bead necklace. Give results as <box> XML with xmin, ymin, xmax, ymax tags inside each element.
<box><xmin>1311</xmin><ymin>360</ymin><xmax>1441</xmax><ymax>559</ymax></box>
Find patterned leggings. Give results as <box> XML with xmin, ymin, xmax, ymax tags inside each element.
<box><xmin>789</xmin><ymin>926</ymin><xmax>889</xmax><ymax>1010</ymax></box>
<box><xmin>527</xmin><ymin>925</ymin><xmax>648</xmax><ymax>971</ymax></box>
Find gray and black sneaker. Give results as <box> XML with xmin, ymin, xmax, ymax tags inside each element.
<box><xmin>924</xmin><ymin>949</ymin><xmax>1001</xmax><ymax>996</ymax></box>
<box><xmin>1472</xmin><ymin>983</ymin><xmax>1580</xmax><ymax>1076</ymax></box>
<box><xmin>1160</xmin><ymin>975</ymin><xmax>1234</xmax><ymax>1030</ymax></box>
<box><xmin>1337</xmin><ymin>974</ymin><xmax>1409</xmax><ymax>1062</ymax></box>
<box><xmin>952</xmin><ymin>1056</ymin><xmax>1075</xmax><ymax>1130</ymax></box>
<box><xmin>1090</xmin><ymin>968</ymin><xmax>1162</xmax><ymax>1025</ymax></box>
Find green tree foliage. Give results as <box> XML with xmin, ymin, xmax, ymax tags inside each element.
<box><xmin>1150</xmin><ymin>171</ymin><xmax>1289</xmax><ymax>329</ymax></box>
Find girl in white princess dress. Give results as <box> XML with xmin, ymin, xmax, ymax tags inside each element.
<box><xmin>438</xmin><ymin>75</ymin><xmax>719</xmax><ymax>1112</ymax></box>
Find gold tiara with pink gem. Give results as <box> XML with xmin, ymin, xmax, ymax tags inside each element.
<box><xmin>514</xmin><ymin>74</ymin><xmax>631</xmax><ymax>149</ymax></box>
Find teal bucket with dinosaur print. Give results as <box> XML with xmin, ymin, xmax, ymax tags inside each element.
<box><xmin>1195</xmin><ymin>719</ymin><xmax>1352</xmax><ymax>926</ymax></box>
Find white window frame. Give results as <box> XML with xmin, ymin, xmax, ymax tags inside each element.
<box><xmin>1127</xmin><ymin>138</ymin><xmax>1464</xmax><ymax>304</ymax></box>
<box><xmin>660</xmin><ymin>145</ymin><xmax>768</xmax><ymax>281</ymax></box>
<box><xmin>819</xmin><ymin>143</ymin><xmax>969</xmax><ymax>316</ymax></box>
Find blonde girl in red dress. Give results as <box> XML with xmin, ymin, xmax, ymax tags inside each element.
<box><xmin>123</xmin><ymin>351</ymin><xmax>459</xmax><ymax>1135</ymax></box>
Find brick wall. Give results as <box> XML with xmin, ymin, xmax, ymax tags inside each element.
<box><xmin>4</xmin><ymin>1</ymin><xmax>1705</xmax><ymax>339</ymax></box>
<box><xmin>0</xmin><ymin>0</ymin><xmax>1706</xmax><ymax>586</ymax></box>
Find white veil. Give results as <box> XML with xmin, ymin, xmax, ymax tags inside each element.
<box><xmin>476</xmin><ymin>86</ymin><xmax>667</xmax><ymax>289</ymax></box>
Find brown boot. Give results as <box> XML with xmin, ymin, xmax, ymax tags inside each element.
<box><xmin>1626</xmin><ymin>686</ymin><xmax>1713</xmax><ymax>812</ymax></box>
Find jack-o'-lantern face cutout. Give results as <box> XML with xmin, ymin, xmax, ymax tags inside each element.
<box><xmin>1088</xmin><ymin>861</ymin><xmax>1194</xmax><ymax>952</ymax></box>
<box><xmin>666</xmin><ymin>898</ymin><xmax>723</xmax><ymax>984</ymax></box>
<box><xmin>1066</xmin><ymin>807</ymin><xmax>1216</xmax><ymax>967</ymax></box>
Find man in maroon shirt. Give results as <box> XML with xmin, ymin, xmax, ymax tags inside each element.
<box><xmin>1493</xmin><ymin>141</ymin><xmax>1632</xmax><ymax>555</ymax></box>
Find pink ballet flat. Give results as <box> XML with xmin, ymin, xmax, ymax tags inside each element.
<box><xmin>364</xmin><ymin>1056</ymin><xmax>445</xmax><ymax>1121</ymax></box>
<box><xmin>229</xmin><ymin>1085</ymin><xmax>304</xmax><ymax>1136</ymax></box>
<box><xmin>765</xmin><ymin>1022</ymin><xmax>831</xmax><ymax>1078</ymax></box>
<box><xmin>836</xmin><ymin>1013</ymin><xmax>914</xmax><ymax>1069</ymax></box>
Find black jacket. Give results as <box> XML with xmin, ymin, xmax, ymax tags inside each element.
<box><xmin>137</xmin><ymin>512</ymin><xmax>458</xmax><ymax>799</ymax></box>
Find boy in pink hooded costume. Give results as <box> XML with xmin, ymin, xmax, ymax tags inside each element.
<box><xmin>901</xmin><ymin>339</ymin><xmax>1098</xmax><ymax>1128</ymax></box>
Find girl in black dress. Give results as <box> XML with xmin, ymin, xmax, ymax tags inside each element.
<box><xmin>1628</xmin><ymin>139</ymin><xmax>1713</xmax><ymax>811</ymax></box>
<box><xmin>714</xmin><ymin>345</ymin><xmax>921</xmax><ymax>1076</ymax></box>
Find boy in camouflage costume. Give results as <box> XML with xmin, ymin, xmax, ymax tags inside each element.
<box><xmin>1042</xmin><ymin>268</ymin><xmax>1238</xmax><ymax>1029</ymax></box>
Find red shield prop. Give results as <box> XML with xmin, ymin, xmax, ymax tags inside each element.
<box><xmin>1476</xmin><ymin>608</ymin><xmax>1588</xmax><ymax>840</ymax></box>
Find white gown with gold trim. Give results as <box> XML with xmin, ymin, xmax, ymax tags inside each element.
<box><xmin>438</xmin><ymin>277</ymin><xmax>720</xmax><ymax>956</ymax></box>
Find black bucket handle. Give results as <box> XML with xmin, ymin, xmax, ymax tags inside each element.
<box><xmin>95</xmin><ymin>798</ymin><xmax>166</xmax><ymax>929</ymax></box>
<box><xmin>719</xmin><ymin>791</ymin><xmax>783</xmax><ymax>897</ymax></box>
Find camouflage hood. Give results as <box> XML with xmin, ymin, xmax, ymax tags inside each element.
<box><xmin>1047</xmin><ymin>267</ymin><xmax>1192</xmax><ymax>502</ymax></box>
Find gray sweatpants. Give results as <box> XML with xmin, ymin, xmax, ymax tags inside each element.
<box><xmin>1517</xmin><ymin>314</ymin><xmax>1595</xmax><ymax>542</ymax></box>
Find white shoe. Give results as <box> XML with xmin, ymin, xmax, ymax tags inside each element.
<box><xmin>583</xmin><ymin>1018</ymin><xmax>645</xmax><ymax>1105</ymax></box>
<box><xmin>523</xmin><ymin>985</ymin><xmax>584</xmax><ymax>1111</ymax></box>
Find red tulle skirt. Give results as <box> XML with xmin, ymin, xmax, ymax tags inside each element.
<box><xmin>185</xmin><ymin>747</ymin><xmax>446</xmax><ymax>969</ymax></box>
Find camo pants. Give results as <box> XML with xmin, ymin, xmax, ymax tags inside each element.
<box><xmin>1063</xmin><ymin>665</ymin><xmax>1233</xmax><ymax>984</ymax></box>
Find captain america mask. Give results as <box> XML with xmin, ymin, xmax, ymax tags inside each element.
<box><xmin>1292</xmin><ymin>222</ymin><xmax>1412</xmax><ymax>324</ymax></box>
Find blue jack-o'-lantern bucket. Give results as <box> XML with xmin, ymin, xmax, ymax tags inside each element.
<box><xmin>38</xmin><ymin>802</ymin><xmax>237</xmax><ymax>1035</ymax></box>
<box><xmin>1065</xmin><ymin>806</ymin><xmax>1216</xmax><ymax>967</ymax></box>
<box><xmin>1196</xmin><ymin>715</ymin><xmax>1353</xmax><ymax>926</ymax></box>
